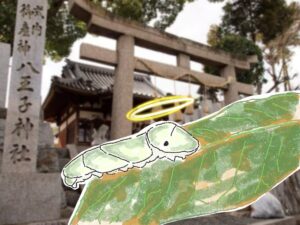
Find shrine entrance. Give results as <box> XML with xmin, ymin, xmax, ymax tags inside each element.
<box><xmin>69</xmin><ymin>0</ymin><xmax>256</xmax><ymax>140</ymax></box>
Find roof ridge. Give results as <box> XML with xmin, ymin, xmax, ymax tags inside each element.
<box><xmin>65</xmin><ymin>59</ymin><xmax>153</xmax><ymax>79</ymax></box>
<box><xmin>52</xmin><ymin>59</ymin><xmax>166</xmax><ymax>98</ymax></box>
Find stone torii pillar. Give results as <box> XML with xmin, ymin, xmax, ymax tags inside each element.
<box><xmin>110</xmin><ymin>35</ymin><xmax>135</xmax><ymax>140</ymax></box>
<box><xmin>221</xmin><ymin>65</ymin><xmax>239</xmax><ymax>105</ymax></box>
<box><xmin>177</xmin><ymin>53</ymin><xmax>190</xmax><ymax>69</ymax></box>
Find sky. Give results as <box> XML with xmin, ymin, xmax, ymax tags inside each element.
<box><xmin>39</xmin><ymin>0</ymin><xmax>300</xmax><ymax>102</ymax></box>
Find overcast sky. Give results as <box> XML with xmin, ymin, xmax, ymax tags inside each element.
<box><xmin>40</xmin><ymin>0</ymin><xmax>300</xmax><ymax>101</ymax></box>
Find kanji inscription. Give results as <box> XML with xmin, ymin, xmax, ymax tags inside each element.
<box><xmin>10</xmin><ymin>144</ymin><xmax>31</xmax><ymax>164</ymax></box>
<box><xmin>17</xmin><ymin>62</ymin><xmax>40</xmax><ymax>74</ymax></box>
<box><xmin>18</xmin><ymin>22</ymin><xmax>30</xmax><ymax>37</ymax></box>
<box><xmin>2</xmin><ymin>0</ymin><xmax>48</xmax><ymax>173</ymax></box>
<box><xmin>20</xmin><ymin>3</ymin><xmax>45</xmax><ymax>19</ymax></box>
<box><xmin>32</xmin><ymin>22</ymin><xmax>42</xmax><ymax>36</ymax></box>
<box><xmin>20</xmin><ymin>4</ymin><xmax>32</xmax><ymax>18</ymax></box>
<box><xmin>19</xmin><ymin>96</ymin><xmax>32</xmax><ymax>113</ymax></box>
<box><xmin>12</xmin><ymin>117</ymin><xmax>34</xmax><ymax>139</ymax></box>
<box><xmin>17</xmin><ymin>76</ymin><xmax>34</xmax><ymax>92</ymax></box>
<box><xmin>17</xmin><ymin>40</ymin><xmax>31</xmax><ymax>55</ymax></box>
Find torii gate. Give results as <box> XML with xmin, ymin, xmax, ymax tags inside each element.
<box><xmin>69</xmin><ymin>0</ymin><xmax>257</xmax><ymax>140</ymax></box>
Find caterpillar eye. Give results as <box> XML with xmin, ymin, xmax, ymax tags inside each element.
<box><xmin>164</xmin><ymin>141</ymin><xmax>169</xmax><ymax>146</ymax></box>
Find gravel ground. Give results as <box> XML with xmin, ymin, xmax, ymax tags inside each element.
<box><xmin>168</xmin><ymin>213</ymin><xmax>261</xmax><ymax>225</ymax></box>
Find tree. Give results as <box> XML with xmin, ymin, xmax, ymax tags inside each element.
<box><xmin>204</xmin><ymin>26</ymin><xmax>264</xmax><ymax>95</ymax></box>
<box><xmin>198</xmin><ymin>27</ymin><xmax>264</xmax><ymax>108</ymax></box>
<box><xmin>264</xmin><ymin>2</ymin><xmax>300</xmax><ymax>92</ymax></box>
<box><xmin>95</xmin><ymin>0</ymin><xmax>194</xmax><ymax>30</ymax></box>
<box><xmin>210</xmin><ymin>0</ymin><xmax>294</xmax><ymax>44</ymax></box>
<box><xmin>0</xmin><ymin>0</ymin><xmax>86</xmax><ymax>61</ymax></box>
<box><xmin>0</xmin><ymin>0</ymin><xmax>193</xmax><ymax>60</ymax></box>
<box><xmin>208</xmin><ymin>29</ymin><xmax>264</xmax><ymax>84</ymax></box>
<box><xmin>206</xmin><ymin>0</ymin><xmax>299</xmax><ymax>94</ymax></box>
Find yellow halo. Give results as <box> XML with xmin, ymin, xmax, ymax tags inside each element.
<box><xmin>126</xmin><ymin>96</ymin><xmax>194</xmax><ymax>122</ymax></box>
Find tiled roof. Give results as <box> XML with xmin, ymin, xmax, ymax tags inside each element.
<box><xmin>51</xmin><ymin>60</ymin><xmax>164</xmax><ymax>98</ymax></box>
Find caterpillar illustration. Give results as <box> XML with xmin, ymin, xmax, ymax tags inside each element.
<box><xmin>61</xmin><ymin>121</ymin><xmax>200</xmax><ymax>190</ymax></box>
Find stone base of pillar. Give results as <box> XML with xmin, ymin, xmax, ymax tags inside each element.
<box><xmin>0</xmin><ymin>173</ymin><xmax>61</xmax><ymax>225</ymax></box>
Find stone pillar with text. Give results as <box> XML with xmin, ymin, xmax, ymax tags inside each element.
<box><xmin>0</xmin><ymin>1</ymin><xmax>61</xmax><ymax>224</ymax></box>
<box><xmin>110</xmin><ymin>35</ymin><xmax>135</xmax><ymax>140</ymax></box>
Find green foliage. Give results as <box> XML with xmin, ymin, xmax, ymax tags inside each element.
<box><xmin>207</xmin><ymin>0</ymin><xmax>295</xmax><ymax>43</ymax></box>
<box><xmin>256</xmin><ymin>0</ymin><xmax>294</xmax><ymax>44</ymax></box>
<box><xmin>0</xmin><ymin>1</ymin><xmax>16</xmax><ymax>46</ymax></box>
<box><xmin>45</xmin><ymin>3</ymin><xmax>86</xmax><ymax>61</ymax></box>
<box><xmin>0</xmin><ymin>0</ymin><xmax>86</xmax><ymax>61</ymax></box>
<box><xmin>0</xmin><ymin>0</ymin><xmax>193</xmax><ymax>60</ymax></box>
<box><xmin>93</xmin><ymin>0</ymin><xmax>193</xmax><ymax>30</ymax></box>
<box><xmin>206</xmin><ymin>30</ymin><xmax>264</xmax><ymax>85</ymax></box>
<box><xmin>206</xmin><ymin>0</ymin><xmax>298</xmax><ymax>93</ymax></box>
<box><xmin>220</xmin><ymin>0</ymin><xmax>294</xmax><ymax>44</ymax></box>
<box><xmin>70</xmin><ymin>92</ymin><xmax>300</xmax><ymax>225</ymax></box>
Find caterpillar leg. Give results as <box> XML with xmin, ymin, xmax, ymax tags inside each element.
<box><xmin>62</xmin><ymin>155</ymin><xmax>95</xmax><ymax>190</ymax></box>
<box><xmin>62</xmin><ymin>146</ymin><xmax>129</xmax><ymax>189</ymax></box>
<box><xmin>92</xmin><ymin>171</ymin><xmax>103</xmax><ymax>178</ymax></box>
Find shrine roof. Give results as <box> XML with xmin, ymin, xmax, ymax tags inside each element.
<box><xmin>42</xmin><ymin>60</ymin><xmax>165</xmax><ymax>122</ymax></box>
<box><xmin>51</xmin><ymin>59</ymin><xmax>164</xmax><ymax>98</ymax></box>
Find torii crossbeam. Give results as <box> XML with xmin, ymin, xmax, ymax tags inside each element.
<box><xmin>69</xmin><ymin>0</ymin><xmax>257</xmax><ymax>139</ymax></box>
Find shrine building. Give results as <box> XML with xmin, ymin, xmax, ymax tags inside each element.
<box><xmin>42</xmin><ymin>60</ymin><xmax>164</xmax><ymax>148</ymax></box>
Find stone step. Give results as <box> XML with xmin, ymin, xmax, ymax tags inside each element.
<box><xmin>249</xmin><ymin>215</ymin><xmax>300</xmax><ymax>225</ymax></box>
<box><xmin>19</xmin><ymin>219</ymin><xmax>69</xmax><ymax>225</ymax></box>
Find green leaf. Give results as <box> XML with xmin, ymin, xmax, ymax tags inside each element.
<box><xmin>70</xmin><ymin>92</ymin><xmax>300</xmax><ymax>225</ymax></box>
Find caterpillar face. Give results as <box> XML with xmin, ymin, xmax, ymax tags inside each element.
<box><xmin>146</xmin><ymin>122</ymin><xmax>199</xmax><ymax>158</ymax></box>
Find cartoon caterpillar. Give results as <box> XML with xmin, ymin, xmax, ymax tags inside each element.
<box><xmin>62</xmin><ymin>122</ymin><xmax>200</xmax><ymax>190</ymax></box>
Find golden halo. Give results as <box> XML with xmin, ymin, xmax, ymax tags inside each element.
<box><xmin>126</xmin><ymin>96</ymin><xmax>194</xmax><ymax>122</ymax></box>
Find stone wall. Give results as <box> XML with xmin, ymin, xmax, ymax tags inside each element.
<box><xmin>36</xmin><ymin>146</ymin><xmax>78</xmax><ymax>219</ymax></box>
<box><xmin>272</xmin><ymin>171</ymin><xmax>300</xmax><ymax>215</ymax></box>
<box><xmin>0</xmin><ymin>114</ymin><xmax>77</xmax><ymax>219</ymax></box>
